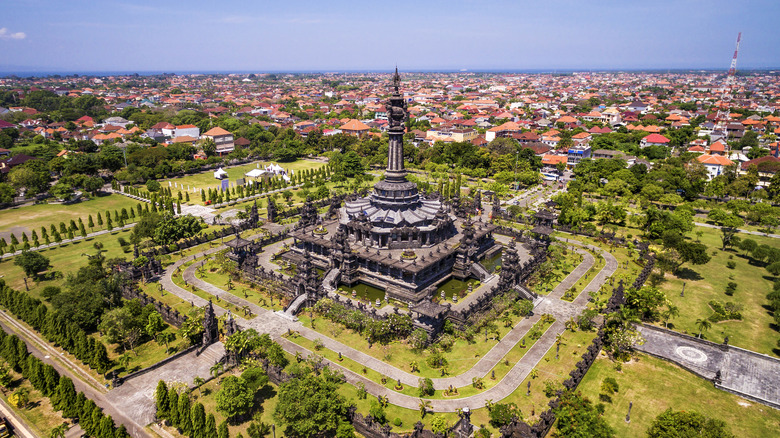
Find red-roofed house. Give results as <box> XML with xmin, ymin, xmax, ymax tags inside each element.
<box><xmin>696</xmin><ymin>154</ymin><xmax>733</xmax><ymax>180</ymax></box>
<box><xmin>640</xmin><ymin>133</ymin><xmax>670</xmax><ymax>148</ymax></box>
<box><xmin>541</xmin><ymin>154</ymin><xmax>568</xmax><ymax>166</ymax></box>
<box><xmin>708</xmin><ymin>140</ymin><xmax>727</xmax><ymax>155</ymax></box>
<box><xmin>203</xmin><ymin>127</ymin><xmax>235</xmax><ymax>154</ymax></box>
<box><xmin>339</xmin><ymin>119</ymin><xmax>370</xmax><ymax>137</ymax></box>
<box><xmin>739</xmin><ymin>155</ymin><xmax>780</xmax><ymax>187</ymax></box>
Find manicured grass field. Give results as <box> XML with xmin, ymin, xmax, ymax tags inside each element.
<box><xmin>285</xmin><ymin>317</ymin><xmax>555</xmax><ymax>400</ymax></box>
<box><xmin>295</xmin><ymin>306</ymin><xmax>534</xmax><ymax>379</ymax></box>
<box><xmin>158</xmin><ymin>159</ymin><xmax>326</xmax><ymax>200</ymax></box>
<box><xmin>503</xmin><ymin>329</ymin><xmax>598</xmax><ymax>427</ymax></box>
<box><xmin>657</xmin><ymin>227</ymin><xmax>779</xmax><ymax>356</ymax></box>
<box><xmin>0</xmin><ymin>193</ymin><xmax>141</xmax><ymax>237</ymax></box>
<box><xmin>0</xmin><ymin>227</ymin><xmax>135</xmax><ymax>300</ymax></box>
<box><xmin>578</xmin><ymin>353</ymin><xmax>780</xmax><ymax>437</ymax></box>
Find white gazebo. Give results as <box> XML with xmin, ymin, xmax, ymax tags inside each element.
<box><xmin>214</xmin><ymin>168</ymin><xmax>228</xmax><ymax>179</ymax></box>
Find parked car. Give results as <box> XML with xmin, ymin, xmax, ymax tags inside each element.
<box><xmin>0</xmin><ymin>417</ymin><xmax>11</xmax><ymax>437</ymax></box>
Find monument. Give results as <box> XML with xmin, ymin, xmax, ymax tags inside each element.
<box><xmin>287</xmin><ymin>69</ymin><xmax>500</xmax><ymax>305</ymax></box>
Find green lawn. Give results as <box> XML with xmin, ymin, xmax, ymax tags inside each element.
<box><xmin>528</xmin><ymin>245</ymin><xmax>583</xmax><ymax>296</ymax></box>
<box><xmin>578</xmin><ymin>353</ymin><xmax>780</xmax><ymax>437</ymax></box>
<box><xmin>657</xmin><ymin>227</ymin><xmax>779</xmax><ymax>356</ymax></box>
<box><xmin>285</xmin><ymin>317</ymin><xmax>555</xmax><ymax>400</ymax></box>
<box><xmin>0</xmin><ymin>227</ymin><xmax>135</xmax><ymax>301</ymax></box>
<box><xmin>0</xmin><ymin>193</ymin><xmax>141</xmax><ymax>236</ymax></box>
<box><xmin>501</xmin><ymin>329</ymin><xmax>598</xmax><ymax>427</ymax></box>
<box><xmin>168</xmin><ymin>370</ymin><xmax>282</xmax><ymax>438</ymax></box>
<box><xmin>157</xmin><ymin>159</ymin><xmax>326</xmax><ymax>203</ymax></box>
<box><xmin>294</xmin><ymin>307</ymin><xmax>534</xmax><ymax>379</ymax></box>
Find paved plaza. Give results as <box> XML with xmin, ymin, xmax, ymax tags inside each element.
<box><xmin>637</xmin><ymin>324</ymin><xmax>780</xmax><ymax>409</ymax></box>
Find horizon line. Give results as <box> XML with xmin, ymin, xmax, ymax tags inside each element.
<box><xmin>2</xmin><ymin>66</ymin><xmax>780</xmax><ymax>79</ymax></box>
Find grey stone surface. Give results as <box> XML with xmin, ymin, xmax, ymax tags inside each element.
<box><xmin>636</xmin><ymin>324</ymin><xmax>780</xmax><ymax>409</ymax></box>
<box><xmin>106</xmin><ymin>343</ymin><xmax>226</xmax><ymax>426</ymax></box>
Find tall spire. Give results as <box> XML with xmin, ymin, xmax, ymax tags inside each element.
<box><xmin>384</xmin><ymin>68</ymin><xmax>407</xmax><ymax>177</ymax></box>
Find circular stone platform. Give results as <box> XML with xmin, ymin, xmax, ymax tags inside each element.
<box><xmin>674</xmin><ymin>346</ymin><xmax>708</xmax><ymax>364</ymax></box>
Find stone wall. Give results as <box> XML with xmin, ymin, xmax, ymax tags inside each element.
<box><xmin>500</xmin><ymin>250</ymin><xmax>653</xmax><ymax>438</ymax></box>
<box><xmin>120</xmin><ymin>284</ymin><xmax>188</xmax><ymax>327</ymax></box>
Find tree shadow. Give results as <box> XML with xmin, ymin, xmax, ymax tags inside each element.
<box><xmin>674</xmin><ymin>268</ymin><xmax>703</xmax><ymax>281</ymax></box>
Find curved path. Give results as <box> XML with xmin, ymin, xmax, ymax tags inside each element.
<box><xmin>158</xmin><ymin>234</ymin><xmax>617</xmax><ymax>411</ymax></box>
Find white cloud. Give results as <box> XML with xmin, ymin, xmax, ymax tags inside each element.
<box><xmin>0</xmin><ymin>27</ymin><xmax>26</xmax><ymax>40</ymax></box>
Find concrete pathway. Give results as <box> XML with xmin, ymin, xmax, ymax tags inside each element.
<box><xmin>106</xmin><ymin>343</ymin><xmax>226</xmax><ymax>426</ymax></box>
<box><xmin>636</xmin><ymin>324</ymin><xmax>780</xmax><ymax>409</ymax></box>
<box><xmin>0</xmin><ymin>222</ymin><xmax>135</xmax><ymax>260</ymax></box>
<box><xmin>153</xmin><ymin>235</ymin><xmax>618</xmax><ymax>411</ymax></box>
<box><xmin>693</xmin><ymin>221</ymin><xmax>780</xmax><ymax>239</ymax></box>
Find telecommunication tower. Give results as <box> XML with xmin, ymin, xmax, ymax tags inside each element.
<box><xmin>721</xmin><ymin>32</ymin><xmax>741</xmax><ymax>101</ymax></box>
<box><xmin>726</xmin><ymin>32</ymin><xmax>742</xmax><ymax>84</ymax></box>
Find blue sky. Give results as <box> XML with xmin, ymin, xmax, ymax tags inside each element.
<box><xmin>0</xmin><ymin>0</ymin><xmax>778</xmax><ymax>73</ymax></box>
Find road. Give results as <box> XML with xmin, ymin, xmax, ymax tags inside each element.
<box><xmin>0</xmin><ymin>397</ymin><xmax>37</xmax><ymax>438</ymax></box>
<box><xmin>0</xmin><ymin>316</ymin><xmax>151</xmax><ymax>438</ymax></box>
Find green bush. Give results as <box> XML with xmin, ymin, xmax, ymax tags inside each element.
<box><xmin>418</xmin><ymin>378</ymin><xmax>434</xmax><ymax>397</ymax></box>
<box><xmin>393</xmin><ymin>418</ymin><xmax>402</xmax><ymax>427</ymax></box>
<box><xmin>726</xmin><ymin>261</ymin><xmax>736</xmax><ymax>269</ymax></box>
<box><xmin>708</xmin><ymin>300</ymin><xmax>743</xmax><ymax>322</ymax></box>
<box><xmin>369</xmin><ymin>401</ymin><xmax>387</xmax><ymax>425</ymax></box>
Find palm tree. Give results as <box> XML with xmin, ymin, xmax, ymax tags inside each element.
<box><xmin>49</xmin><ymin>423</ymin><xmax>68</xmax><ymax>438</ymax></box>
<box><xmin>418</xmin><ymin>399</ymin><xmax>432</xmax><ymax>418</ymax></box>
<box><xmin>565</xmin><ymin>317</ymin><xmax>577</xmax><ymax>332</ymax></box>
<box><xmin>210</xmin><ymin>362</ymin><xmax>223</xmax><ymax>379</ymax></box>
<box><xmin>118</xmin><ymin>352</ymin><xmax>132</xmax><ymax>370</ymax></box>
<box><xmin>662</xmin><ymin>305</ymin><xmax>680</xmax><ymax>329</ymax></box>
<box><xmin>695</xmin><ymin>318</ymin><xmax>712</xmax><ymax>339</ymax></box>
<box><xmin>193</xmin><ymin>376</ymin><xmax>206</xmax><ymax>397</ymax></box>
<box><xmin>555</xmin><ymin>334</ymin><xmax>566</xmax><ymax>359</ymax></box>
<box><xmin>409</xmin><ymin>361</ymin><xmax>419</xmax><ymax>373</ymax></box>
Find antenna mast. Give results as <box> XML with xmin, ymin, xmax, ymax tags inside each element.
<box><xmin>722</xmin><ymin>32</ymin><xmax>741</xmax><ymax>100</ymax></box>
<box><xmin>726</xmin><ymin>32</ymin><xmax>742</xmax><ymax>82</ymax></box>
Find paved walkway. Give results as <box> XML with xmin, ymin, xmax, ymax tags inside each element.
<box><xmin>106</xmin><ymin>343</ymin><xmax>226</xmax><ymax>426</ymax></box>
<box><xmin>152</xmin><ymin>234</ymin><xmax>618</xmax><ymax>411</ymax></box>
<box><xmin>0</xmin><ymin>222</ymin><xmax>135</xmax><ymax>260</ymax></box>
<box><xmin>0</xmin><ymin>318</ymin><xmax>151</xmax><ymax>438</ymax></box>
<box><xmin>693</xmin><ymin>222</ymin><xmax>780</xmax><ymax>239</ymax></box>
<box><xmin>636</xmin><ymin>324</ymin><xmax>780</xmax><ymax>409</ymax></box>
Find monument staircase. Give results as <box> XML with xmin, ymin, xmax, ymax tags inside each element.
<box><xmin>469</xmin><ymin>262</ymin><xmax>494</xmax><ymax>282</ymax></box>
<box><xmin>515</xmin><ymin>284</ymin><xmax>539</xmax><ymax>301</ymax></box>
<box><xmin>198</xmin><ymin>342</ymin><xmax>226</xmax><ymax>365</ymax></box>
<box><xmin>283</xmin><ymin>293</ymin><xmax>309</xmax><ymax>319</ymax></box>
<box><xmin>322</xmin><ymin>268</ymin><xmax>341</xmax><ymax>294</ymax></box>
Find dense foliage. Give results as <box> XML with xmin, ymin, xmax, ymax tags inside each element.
<box><xmin>314</xmin><ymin>298</ymin><xmax>413</xmax><ymax>344</ymax></box>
